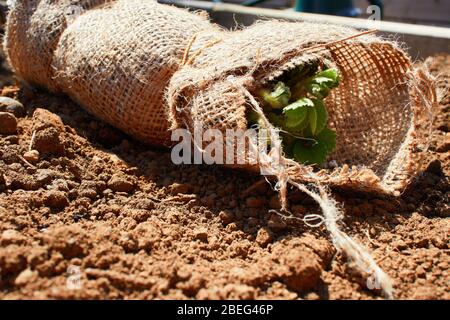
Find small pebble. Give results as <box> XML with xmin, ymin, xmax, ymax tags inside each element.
<box><xmin>43</xmin><ymin>190</ymin><xmax>69</xmax><ymax>209</ymax></box>
<box><xmin>1</xmin><ymin>229</ymin><xmax>25</xmax><ymax>245</ymax></box>
<box><xmin>0</xmin><ymin>96</ymin><xmax>25</xmax><ymax>117</ymax></box>
<box><xmin>0</xmin><ymin>111</ymin><xmax>18</xmax><ymax>135</ymax></box>
<box><xmin>193</xmin><ymin>228</ymin><xmax>208</xmax><ymax>242</ymax></box>
<box><xmin>79</xmin><ymin>188</ymin><xmax>97</xmax><ymax>200</ymax></box>
<box><xmin>32</xmin><ymin>108</ymin><xmax>65</xmax><ymax>131</ymax></box>
<box><xmin>14</xmin><ymin>269</ymin><xmax>38</xmax><ymax>286</ymax></box>
<box><xmin>169</xmin><ymin>182</ymin><xmax>191</xmax><ymax>195</ymax></box>
<box><xmin>256</xmin><ymin>227</ymin><xmax>273</xmax><ymax>247</ymax></box>
<box><xmin>32</xmin><ymin>127</ymin><xmax>64</xmax><ymax>155</ymax></box>
<box><xmin>23</xmin><ymin>150</ymin><xmax>40</xmax><ymax>163</ymax></box>
<box><xmin>108</xmin><ymin>173</ymin><xmax>135</xmax><ymax>193</ymax></box>
<box><xmin>280</xmin><ymin>249</ymin><xmax>322</xmax><ymax>291</ymax></box>
<box><xmin>219</xmin><ymin>210</ymin><xmax>234</xmax><ymax>225</ymax></box>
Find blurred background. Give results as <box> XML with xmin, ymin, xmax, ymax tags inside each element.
<box><xmin>0</xmin><ymin>0</ymin><xmax>448</xmax><ymax>68</ymax></box>
<box><xmin>159</xmin><ymin>0</ymin><xmax>449</xmax><ymax>58</ymax></box>
<box><xmin>200</xmin><ymin>0</ymin><xmax>450</xmax><ymax>27</ymax></box>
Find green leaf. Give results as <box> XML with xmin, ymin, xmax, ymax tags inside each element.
<box><xmin>293</xmin><ymin>139</ymin><xmax>327</xmax><ymax>165</ymax></box>
<box><xmin>272</xmin><ymin>82</ymin><xmax>290</xmax><ymax>99</ymax></box>
<box><xmin>305</xmin><ymin>68</ymin><xmax>340</xmax><ymax>99</ymax></box>
<box><xmin>255</xmin><ymin>65</ymin><xmax>340</xmax><ymax>166</ymax></box>
<box><xmin>283</xmin><ymin>97</ymin><xmax>313</xmax><ymax>129</ymax></box>
<box><xmin>284</xmin><ymin>97</ymin><xmax>314</xmax><ymax>110</ymax></box>
<box><xmin>293</xmin><ymin>127</ymin><xmax>337</xmax><ymax>165</ymax></box>
<box><xmin>317</xmin><ymin>127</ymin><xmax>337</xmax><ymax>153</ymax></box>
<box><xmin>316</xmin><ymin>68</ymin><xmax>339</xmax><ymax>81</ymax></box>
<box><xmin>305</xmin><ymin>83</ymin><xmax>330</xmax><ymax>99</ymax></box>
<box><xmin>312</xmin><ymin>99</ymin><xmax>328</xmax><ymax>135</ymax></box>
<box><xmin>314</xmin><ymin>68</ymin><xmax>340</xmax><ymax>88</ymax></box>
<box><xmin>313</xmin><ymin>76</ymin><xmax>336</xmax><ymax>85</ymax></box>
<box><xmin>308</xmin><ymin>106</ymin><xmax>317</xmax><ymax>135</ymax></box>
<box><xmin>260</xmin><ymin>82</ymin><xmax>291</xmax><ymax>109</ymax></box>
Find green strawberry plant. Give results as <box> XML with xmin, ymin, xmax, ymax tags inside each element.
<box><xmin>248</xmin><ymin>65</ymin><xmax>340</xmax><ymax>165</ymax></box>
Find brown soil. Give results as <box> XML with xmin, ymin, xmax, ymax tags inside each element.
<box><xmin>0</xmin><ymin>54</ymin><xmax>448</xmax><ymax>300</ymax></box>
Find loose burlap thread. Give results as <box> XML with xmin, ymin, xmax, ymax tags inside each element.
<box><xmin>4</xmin><ymin>0</ymin><xmax>438</xmax><ymax>299</ymax></box>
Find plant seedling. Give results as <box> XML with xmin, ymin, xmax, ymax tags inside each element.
<box><xmin>250</xmin><ymin>65</ymin><xmax>340</xmax><ymax>165</ymax></box>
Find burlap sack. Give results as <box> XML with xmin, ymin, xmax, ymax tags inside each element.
<box><xmin>4</xmin><ymin>0</ymin><xmax>437</xmax><ymax>298</ymax></box>
<box><xmin>168</xmin><ymin>22</ymin><xmax>436</xmax><ymax>197</ymax></box>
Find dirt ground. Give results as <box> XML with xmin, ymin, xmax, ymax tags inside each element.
<box><xmin>0</xmin><ymin>54</ymin><xmax>448</xmax><ymax>300</ymax></box>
